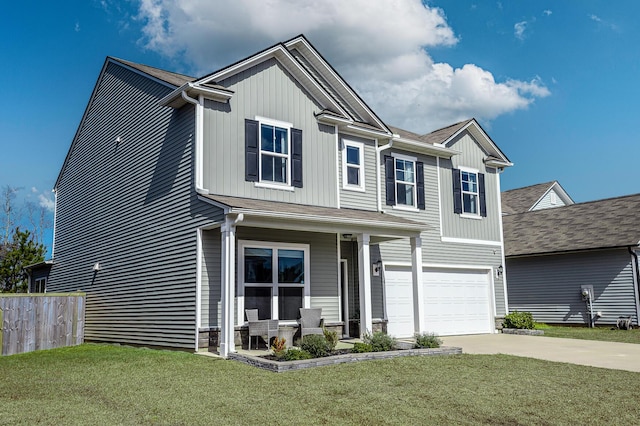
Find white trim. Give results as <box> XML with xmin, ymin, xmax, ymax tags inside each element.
<box><xmin>195</xmin><ymin>95</ymin><xmax>204</xmax><ymax>190</ymax></box>
<box><xmin>631</xmin><ymin>250</ymin><xmax>640</xmax><ymax>325</ymax></box>
<box><xmin>436</xmin><ymin>157</ymin><xmax>443</xmax><ymax>238</ymax></box>
<box><xmin>411</xmin><ymin>236</ymin><xmax>425</xmax><ymax>333</ymax></box>
<box><xmin>496</xmin><ymin>169</ymin><xmax>509</xmax><ymax>314</ymax></box>
<box><xmin>357</xmin><ymin>233</ymin><xmax>373</xmax><ymax>336</ymax></box>
<box><xmin>374</xmin><ymin>138</ymin><xmax>381</xmax><ymax>212</ymax></box>
<box><xmin>335</xmin><ymin>125</ymin><xmax>341</xmax><ymax>208</ymax></box>
<box><xmin>237</xmin><ymin>240</ymin><xmax>310</xmax><ymax>323</ymax></box>
<box><xmin>342</xmin><ymin>139</ymin><xmax>366</xmax><ymax>191</ymax></box>
<box><xmin>195</xmin><ymin>228</ymin><xmax>203</xmax><ymax>351</ymax></box>
<box><xmin>392</xmin><ymin>205</ymin><xmax>419</xmax><ymax>213</ymax></box>
<box><xmin>255</xmin><ymin>116</ymin><xmax>292</xmax><ymax>187</ymax></box>
<box><xmin>254</xmin><ymin>182</ymin><xmax>295</xmax><ymax>192</ymax></box>
<box><xmin>460</xmin><ymin>213</ymin><xmax>483</xmax><ymax>220</ymax></box>
<box><xmin>441</xmin><ymin>236</ymin><xmax>502</xmax><ymax>246</ymax></box>
<box><xmin>391</xmin><ymin>153</ymin><xmax>417</xmax><ymax>209</ymax></box>
<box><xmin>459</xmin><ymin>167</ymin><xmax>481</xmax><ymax>217</ymax></box>
<box><xmin>51</xmin><ymin>189</ymin><xmax>58</xmax><ymax>259</ymax></box>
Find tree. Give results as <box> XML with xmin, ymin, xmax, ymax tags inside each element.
<box><xmin>1</xmin><ymin>185</ymin><xmax>20</xmax><ymax>245</ymax></box>
<box><xmin>0</xmin><ymin>227</ymin><xmax>45</xmax><ymax>293</ymax></box>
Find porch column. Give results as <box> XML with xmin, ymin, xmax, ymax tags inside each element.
<box><xmin>357</xmin><ymin>233</ymin><xmax>373</xmax><ymax>336</ymax></box>
<box><xmin>220</xmin><ymin>218</ymin><xmax>237</xmax><ymax>358</ymax></box>
<box><xmin>411</xmin><ymin>235</ymin><xmax>425</xmax><ymax>333</ymax></box>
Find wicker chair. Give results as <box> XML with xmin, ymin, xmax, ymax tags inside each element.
<box><xmin>245</xmin><ymin>309</ymin><xmax>279</xmax><ymax>350</ymax></box>
<box><xmin>299</xmin><ymin>308</ymin><xmax>324</xmax><ymax>338</ymax></box>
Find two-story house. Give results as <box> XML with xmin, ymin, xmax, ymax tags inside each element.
<box><xmin>45</xmin><ymin>35</ymin><xmax>512</xmax><ymax>357</ymax></box>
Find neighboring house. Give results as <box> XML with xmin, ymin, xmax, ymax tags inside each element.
<box><xmin>45</xmin><ymin>35</ymin><xmax>512</xmax><ymax>356</ymax></box>
<box><xmin>503</xmin><ymin>187</ymin><xmax>640</xmax><ymax>327</ymax></box>
<box><xmin>501</xmin><ymin>181</ymin><xmax>574</xmax><ymax>215</ymax></box>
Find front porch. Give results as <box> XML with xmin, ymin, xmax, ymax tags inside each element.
<box><xmin>197</xmin><ymin>194</ymin><xmax>429</xmax><ymax>358</ymax></box>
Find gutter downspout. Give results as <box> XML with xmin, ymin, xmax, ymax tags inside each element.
<box><xmin>376</xmin><ymin>140</ymin><xmax>393</xmax><ymax>212</ymax></box>
<box><xmin>628</xmin><ymin>247</ymin><xmax>640</xmax><ymax>326</ymax></box>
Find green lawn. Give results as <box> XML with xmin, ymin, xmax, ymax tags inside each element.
<box><xmin>1</xmin><ymin>344</ymin><xmax>639</xmax><ymax>425</ymax></box>
<box><xmin>536</xmin><ymin>324</ymin><xmax>640</xmax><ymax>344</ymax></box>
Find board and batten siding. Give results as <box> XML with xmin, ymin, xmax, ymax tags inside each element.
<box><xmin>338</xmin><ymin>134</ymin><xmax>378</xmax><ymax>211</ymax></box>
<box><xmin>48</xmin><ymin>61</ymin><xmax>224</xmax><ymax>349</ymax></box>
<box><xmin>507</xmin><ymin>249</ymin><xmax>639</xmax><ymax>325</ymax></box>
<box><xmin>202</xmin><ymin>58</ymin><xmax>337</xmax><ymax>207</ymax></box>
<box><xmin>378</xmin><ymin>144</ymin><xmax>506</xmax><ymax>316</ymax></box>
<box><xmin>234</xmin><ymin>227</ymin><xmax>340</xmax><ymax>322</ymax></box>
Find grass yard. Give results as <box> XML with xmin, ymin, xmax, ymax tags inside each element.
<box><xmin>1</xmin><ymin>344</ymin><xmax>639</xmax><ymax>425</ymax></box>
<box><xmin>536</xmin><ymin>324</ymin><xmax>640</xmax><ymax>344</ymax></box>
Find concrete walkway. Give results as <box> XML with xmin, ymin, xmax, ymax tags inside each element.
<box><xmin>441</xmin><ymin>334</ymin><xmax>640</xmax><ymax>373</ymax></box>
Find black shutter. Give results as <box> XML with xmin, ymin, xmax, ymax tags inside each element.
<box><xmin>478</xmin><ymin>172</ymin><xmax>487</xmax><ymax>217</ymax></box>
<box><xmin>385</xmin><ymin>155</ymin><xmax>396</xmax><ymax>206</ymax></box>
<box><xmin>245</xmin><ymin>119</ymin><xmax>259</xmax><ymax>182</ymax></box>
<box><xmin>416</xmin><ymin>161</ymin><xmax>425</xmax><ymax>210</ymax></box>
<box><xmin>291</xmin><ymin>128</ymin><xmax>303</xmax><ymax>188</ymax></box>
<box><xmin>452</xmin><ymin>168</ymin><xmax>462</xmax><ymax>214</ymax></box>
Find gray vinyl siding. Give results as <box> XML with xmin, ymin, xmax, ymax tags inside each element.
<box><xmin>48</xmin><ymin>61</ymin><xmax>224</xmax><ymax>349</ymax></box>
<box><xmin>439</xmin><ymin>133</ymin><xmax>502</xmax><ymax>242</ymax></box>
<box><xmin>200</xmin><ymin>229</ymin><xmax>222</xmax><ymax>329</ymax></box>
<box><xmin>202</xmin><ymin>58</ymin><xmax>337</xmax><ymax>207</ymax></box>
<box><xmin>507</xmin><ymin>249</ymin><xmax>639</xmax><ymax>325</ymax></box>
<box><xmin>235</xmin><ymin>227</ymin><xmax>340</xmax><ymax>322</ymax></box>
<box><xmin>533</xmin><ymin>189</ymin><xmax>566</xmax><ymax>210</ymax></box>
<box><xmin>378</xmin><ymin>143</ymin><xmax>506</xmax><ymax>316</ymax></box>
<box><xmin>338</xmin><ymin>134</ymin><xmax>378</xmax><ymax>211</ymax></box>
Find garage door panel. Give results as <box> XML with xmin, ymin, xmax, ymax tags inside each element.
<box><xmin>384</xmin><ymin>267</ymin><xmax>415</xmax><ymax>338</ymax></box>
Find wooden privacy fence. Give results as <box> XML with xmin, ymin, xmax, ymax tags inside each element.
<box><xmin>0</xmin><ymin>292</ymin><xmax>85</xmax><ymax>356</ymax></box>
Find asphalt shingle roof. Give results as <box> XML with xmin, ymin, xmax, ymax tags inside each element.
<box><xmin>501</xmin><ymin>181</ymin><xmax>558</xmax><ymax>215</ymax></box>
<box><xmin>113</xmin><ymin>58</ymin><xmax>196</xmax><ymax>87</ymax></box>
<box><xmin>503</xmin><ymin>193</ymin><xmax>640</xmax><ymax>257</ymax></box>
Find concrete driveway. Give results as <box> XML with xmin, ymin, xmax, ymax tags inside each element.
<box><xmin>441</xmin><ymin>334</ymin><xmax>640</xmax><ymax>373</ymax></box>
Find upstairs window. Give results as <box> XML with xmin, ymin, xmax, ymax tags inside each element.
<box><xmin>384</xmin><ymin>154</ymin><xmax>425</xmax><ymax>210</ymax></box>
<box><xmin>453</xmin><ymin>167</ymin><xmax>487</xmax><ymax>217</ymax></box>
<box><xmin>342</xmin><ymin>140</ymin><xmax>365</xmax><ymax>191</ymax></box>
<box><xmin>245</xmin><ymin>118</ymin><xmax>303</xmax><ymax>189</ymax></box>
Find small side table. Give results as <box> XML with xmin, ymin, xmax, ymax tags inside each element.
<box><xmin>278</xmin><ymin>326</ymin><xmax>298</xmax><ymax>348</ymax></box>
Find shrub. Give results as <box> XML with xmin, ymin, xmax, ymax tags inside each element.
<box><xmin>323</xmin><ymin>328</ymin><xmax>338</xmax><ymax>351</ymax></box>
<box><xmin>282</xmin><ymin>348</ymin><xmax>312</xmax><ymax>361</ymax></box>
<box><xmin>362</xmin><ymin>331</ymin><xmax>396</xmax><ymax>352</ymax></box>
<box><xmin>351</xmin><ymin>342</ymin><xmax>373</xmax><ymax>353</ymax></box>
<box><xmin>271</xmin><ymin>336</ymin><xmax>287</xmax><ymax>359</ymax></box>
<box><xmin>300</xmin><ymin>334</ymin><xmax>330</xmax><ymax>358</ymax></box>
<box><xmin>503</xmin><ymin>311</ymin><xmax>535</xmax><ymax>329</ymax></box>
<box><xmin>415</xmin><ymin>332</ymin><xmax>442</xmax><ymax>348</ymax></box>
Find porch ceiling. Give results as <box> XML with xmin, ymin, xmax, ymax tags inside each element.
<box><xmin>199</xmin><ymin>193</ymin><xmax>428</xmax><ymax>238</ymax></box>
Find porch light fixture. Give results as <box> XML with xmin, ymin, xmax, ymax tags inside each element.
<box><xmin>496</xmin><ymin>265</ymin><xmax>503</xmax><ymax>278</ymax></box>
<box><xmin>93</xmin><ymin>262</ymin><xmax>102</xmax><ymax>272</ymax></box>
<box><xmin>373</xmin><ymin>260</ymin><xmax>382</xmax><ymax>276</ymax></box>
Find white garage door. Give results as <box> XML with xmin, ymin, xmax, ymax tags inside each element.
<box><xmin>384</xmin><ymin>266</ymin><xmax>415</xmax><ymax>338</ymax></box>
<box><xmin>384</xmin><ymin>267</ymin><xmax>493</xmax><ymax>337</ymax></box>
<box><xmin>423</xmin><ymin>268</ymin><xmax>492</xmax><ymax>336</ymax></box>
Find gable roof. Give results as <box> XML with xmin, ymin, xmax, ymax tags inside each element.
<box><xmin>112</xmin><ymin>58</ymin><xmax>196</xmax><ymax>87</ymax></box>
<box><xmin>503</xmin><ymin>193</ymin><xmax>640</xmax><ymax>257</ymax></box>
<box><xmin>502</xmin><ymin>181</ymin><xmax>574</xmax><ymax>215</ymax></box>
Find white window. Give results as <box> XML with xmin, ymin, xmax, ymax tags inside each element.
<box><xmin>342</xmin><ymin>140</ymin><xmax>365</xmax><ymax>191</ymax></box>
<box><xmin>259</xmin><ymin>117</ymin><xmax>291</xmax><ymax>186</ymax></box>
<box><xmin>460</xmin><ymin>168</ymin><xmax>479</xmax><ymax>215</ymax></box>
<box><xmin>394</xmin><ymin>153</ymin><xmax>416</xmax><ymax>208</ymax></box>
<box><xmin>239</xmin><ymin>241</ymin><xmax>310</xmax><ymax>323</ymax></box>
<box><xmin>34</xmin><ymin>277</ymin><xmax>46</xmax><ymax>293</ymax></box>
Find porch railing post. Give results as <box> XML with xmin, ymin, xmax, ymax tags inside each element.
<box><xmin>411</xmin><ymin>235</ymin><xmax>425</xmax><ymax>334</ymax></box>
<box><xmin>357</xmin><ymin>233</ymin><xmax>373</xmax><ymax>336</ymax></box>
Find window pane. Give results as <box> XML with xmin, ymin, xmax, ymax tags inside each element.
<box><xmin>347</xmin><ymin>166</ymin><xmax>359</xmax><ymax>185</ymax></box>
<box><xmin>278</xmin><ymin>249</ymin><xmax>304</xmax><ymax>283</ymax></box>
<box><xmin>463</xmin><ymin>193</ymin><xmax>477</xmax><ymax>214</ymax></box>
<box><xmin>397</xmin><ymin>183</ymin><xmax>414</xmax><ymax>206</ymax></box>
<box><xmin>245</xmin><ymin>287</ymin><xmax>272</xmax><ymax>319</ymax></box>
<box><xmin>245</xmin><ymin>248</ymin><xmax>273</xmax><ymax>283</ymax></box>
<box><xmin>346</xmin><ymin>146</ymin><xmax>360</xmax><ymax>165</ymax></box>
<box><xmin>278</xmin><ymin>287</ymin><xmax>303</xmax><ymax>320</ymax></box>
<box><xmin>261</xmin><ymin>124</ymin><xmax>274</xmax><ymax>152</ymax></box>
<box><xmin>261</xmin><ymin>154</ymin><xmax>274</xmax><ymax>182</ymax></box>
<box><xmin>274</xmin><ymin>127</ymin><xmax>288</xmax><ymax>154</ymax></box>
<box><xmin>404</xmin><ymin>161</ymin><xmax>414</xmax><ymax>182</ymax></box>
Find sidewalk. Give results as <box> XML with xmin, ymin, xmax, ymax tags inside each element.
<box><xmin>442</xmin><ymin>333</ymin><xmax>640</xmax><ymax>372</ymax></box>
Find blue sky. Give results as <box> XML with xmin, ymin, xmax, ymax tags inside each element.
<box><xmin>1</xmin><ymin>1</ymin><xmax>639</xmax><ymax>254</ymax></box>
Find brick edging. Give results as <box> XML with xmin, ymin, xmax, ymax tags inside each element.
<box><xmin>502</xmin><ymin>328</ymin><xmax>544</xmax><ymax>335</ymax></box>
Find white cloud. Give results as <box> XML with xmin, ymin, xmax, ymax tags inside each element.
<box><xmin>514</xmin><ymin>21</ymin><xmax>528</xmax><ymax>40</ymax></box>
<box><xmin>543</xmin><ymin>10</ymin><xmax>552</xmax><ymax>16</ymax></box>
<box><xmin>31</xmin><ymin>187</ymin><xmax>38</xmax><ymax>193</ymax></box>
<box><xmin>589</xmin><ymin>14</ymin><xmax>619</xmax><ymax>31</ymax></box>
<box><xmin>38</xmin><ymin>193</ymin><xmax>55</xmax><ymax>212</ymax></box>
<box><xmin>134</xmin><ymin>0</ymin><xmax>549</xmax><ymax>133</ymax></box>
